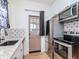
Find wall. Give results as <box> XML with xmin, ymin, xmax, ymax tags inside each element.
<box><xmin>8</xmin><ymin>0</ymin><xmax>49</xmax><ymax>55</ymax></box>
<box><xmin>45</xmin><ymin>0</ymin><xmax>79</xmax><ymax>21</ymax></box>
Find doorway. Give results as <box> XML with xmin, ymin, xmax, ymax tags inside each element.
<box><xmin>29</xmin><ymin>15</ymin><xmax>41</xmax><ymax>53</ymax></box>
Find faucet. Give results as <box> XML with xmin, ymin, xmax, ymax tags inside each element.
<box><xmin>0</xmin><ymin>28</ymin><xmax>8</xmax><ymax>43</ymax></box>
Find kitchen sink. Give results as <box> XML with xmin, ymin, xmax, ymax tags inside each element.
<box><xmin>0</xmin><ymin>40</ymin><xmax>18</xmax><ymax>46</ymax></box>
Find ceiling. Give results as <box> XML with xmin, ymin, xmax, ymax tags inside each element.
<box><xmin>27</xmin><ymin>0</ymin><xmax>55</xmax><ymax>5</ymax></box>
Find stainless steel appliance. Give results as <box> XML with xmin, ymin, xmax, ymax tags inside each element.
<box><xmin>54</xmin><ymin>42</ymin><xmax>68</xmax><ymax>59</ymax></box>
<box><xmin>54</xmin><ymin>34</ymin><xmax>79</xmax><ymax>59</ymax></box>
<box><xmin>59</xmin><ymin>2</ymin><xmax>79</xmax><ymax>22</ymax></box>
<box><xmin>54</xmin><ymin>37</ymin><xmax>72</xmax><ymax>59</ymax></box>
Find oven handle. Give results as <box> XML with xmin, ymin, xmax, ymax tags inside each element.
<box><xmin>54</xmin><ymin>40</ymin><xmax>72</xmax><ymax>48</ymax></box>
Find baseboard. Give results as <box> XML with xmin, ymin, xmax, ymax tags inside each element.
<box><xmin>29</xmin><ymin>50</ymin><xmax>41</xmax><ymax>53</ymax></box>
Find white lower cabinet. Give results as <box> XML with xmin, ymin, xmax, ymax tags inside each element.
<box><xmin>18</xmin><ymin>42</ymin><xmax>23</xmax><ymax>59</ymax></box>
<box><xmin>11</xmin><ymin>42</ymin><xmax>23</xmax><ymax>59</ymax></box>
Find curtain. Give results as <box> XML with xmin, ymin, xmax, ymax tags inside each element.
<box><xmin>0</xmin><ymin>0</ymin><xmax>10</xmax><ymax>28</ymax></box>
<box><xmin>40</xmin><ymin>11</ymin><xmax>45</xmax><ymax>36</ymax></box>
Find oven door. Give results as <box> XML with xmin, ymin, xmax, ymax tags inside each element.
<box><xmin>54</xmin><ymin>40</ymin><xmax>72</xmax><ymax>59</ymax></box>
<box><xmin>55</xmin><ymin>42</ymin><xmax>68</xmax><ymax>59</ymax></box>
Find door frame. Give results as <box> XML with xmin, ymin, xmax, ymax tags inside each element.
<box><xmin>28</xmin><ymin>15</ymin><xmax>41</xmax><ymax>53</ymax></box>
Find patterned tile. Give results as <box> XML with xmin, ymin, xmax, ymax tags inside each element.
<box><xmin>6</xmin><ymin>29</ymin><xmax>25</xmax><ymax>39</ymax></box>
<box><xmin>64</xmin><ymin>20</ymin><xmax>79</xmax><ymax>36</ymax></box>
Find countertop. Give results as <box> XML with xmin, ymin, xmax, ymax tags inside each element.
<box><xmin>0</xmin><ymin>38</ymin><xmax>24</xmax><ymax>59</ymax></box>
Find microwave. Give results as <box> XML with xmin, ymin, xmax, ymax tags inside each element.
<box><xmin>59</xmin><ymin>2</ymin><xmax>79</xmax><ymax>22</ymax></box>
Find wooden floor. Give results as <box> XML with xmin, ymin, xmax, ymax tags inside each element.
<box><xmin>24</xmin><ymin>52</ymin><xmax>50</xmax><ymax>59</ymax></box>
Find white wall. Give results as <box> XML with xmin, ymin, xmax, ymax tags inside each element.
<box><xmin>45</xmin><ymin>0</ymin><xmax>79</xmax><ymax>21</ymax></box>
<box><xmin>8</xmin><ymin>0</ymin><xmax>49</xmax><ymax>55</ymax></box>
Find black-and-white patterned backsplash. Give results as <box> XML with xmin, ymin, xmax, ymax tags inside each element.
<box><xmin>6</xmin><ymin>29</ymin><xmax>25</xmax><ymax>40</ymax></box>
<box><xmin>64</xmin><ymin>20</ymin><xmax>79</xmax><ymax>36</ymax></box>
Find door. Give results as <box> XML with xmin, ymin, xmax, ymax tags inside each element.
<box><xmin>29</xmin><ymin>16</ymin><xmax>41</xmax><ymax>52</ymax></box>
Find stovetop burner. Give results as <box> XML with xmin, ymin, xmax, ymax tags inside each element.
<box><xmin>64</xmin><ymin>35</ymin><xmax>79</xmax><ymax>42</ymax></box>
<box><xmin>54</xmin><ymin>35</ymin><xmax>79</xmax><ymax>45</ymax></box>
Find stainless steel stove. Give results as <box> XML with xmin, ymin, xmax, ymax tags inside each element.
<box><xmin>54</xmin><ymin>34</ymin><xmax>79</xmax><ymax>59</ymax></box>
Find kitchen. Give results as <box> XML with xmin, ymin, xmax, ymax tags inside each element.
<box><xmin>0</xmin><ymin>0</ymin><xmax>79</xmax><ymax>59</ymax></box>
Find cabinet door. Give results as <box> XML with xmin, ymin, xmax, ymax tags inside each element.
<box><xmin>11</xmin><ymin>49</ymin><xmax>18</xmax><ymax>59</ymax></box>
<box><xmin>11</xmin><ymin>56</ymin><xmax>18</xmax><ymax>59</ymax></box>
<box><xmin>17</xmin><ymin>43</ymin><xmax>23</xmax><ymax>59</ymax></box>
<box><xmin>11</xmin><ymin>42</ymin><xmax>23</xmax><ymax>59</ymax></box>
